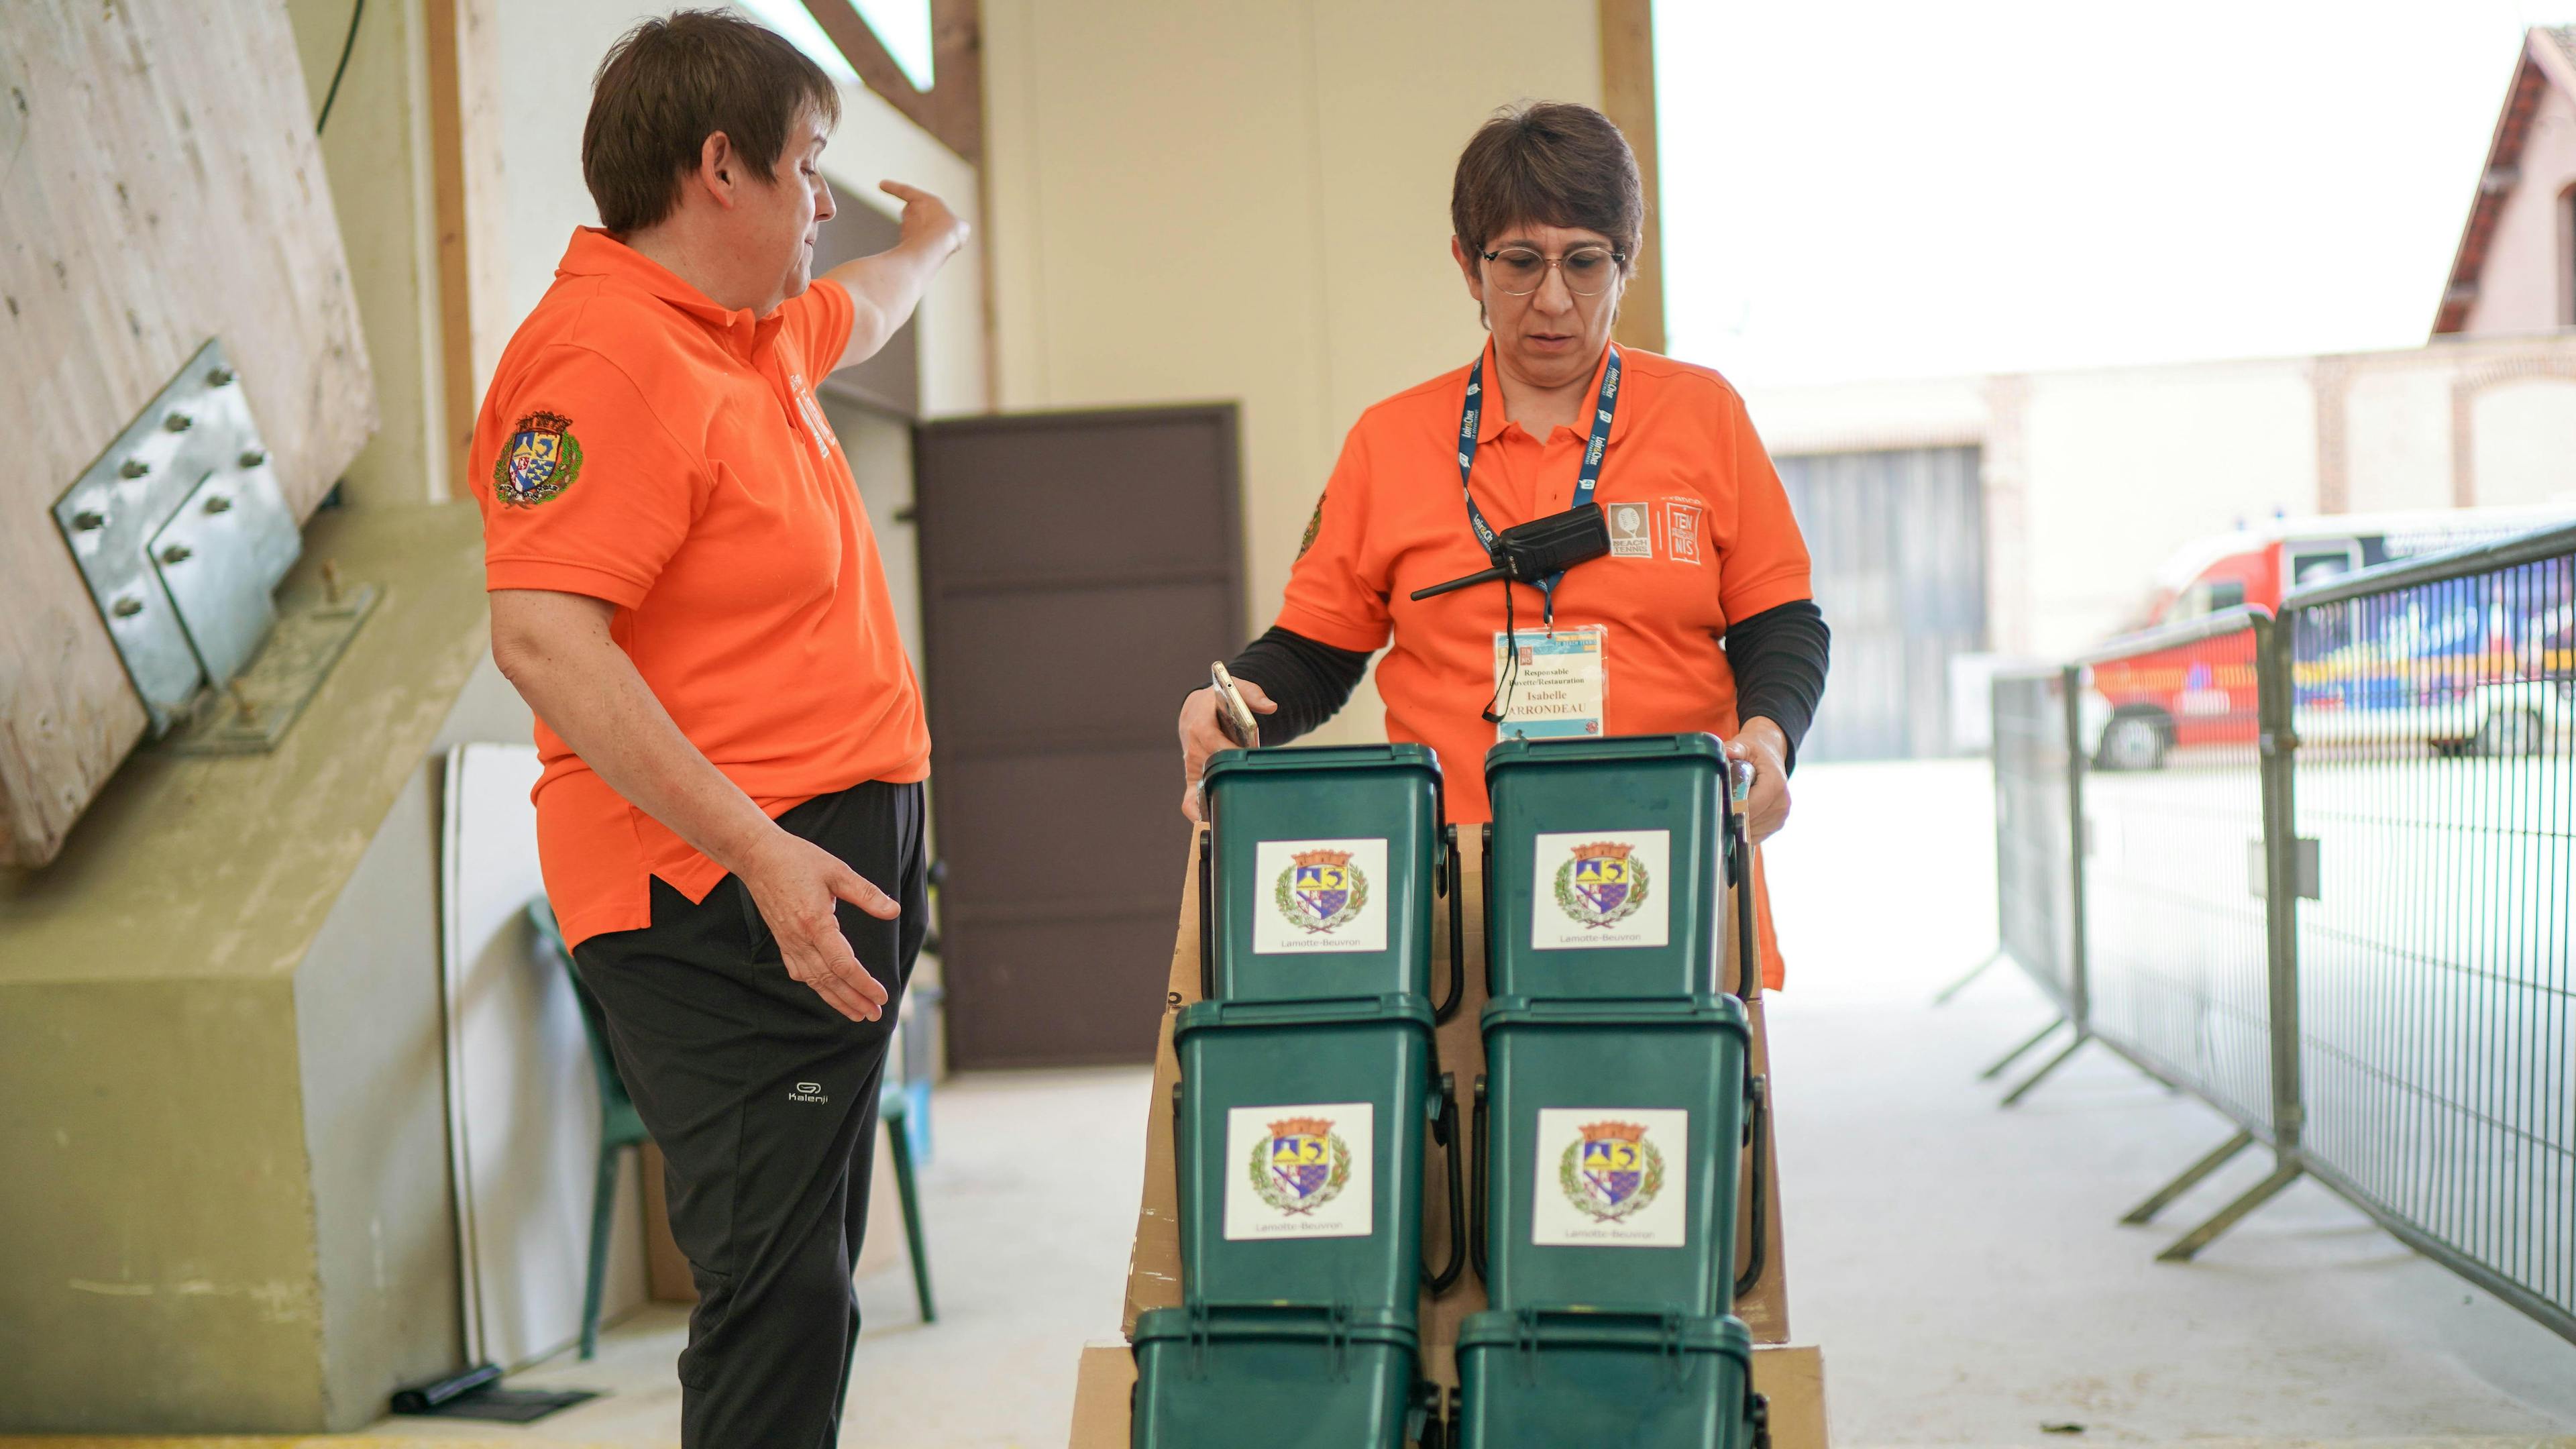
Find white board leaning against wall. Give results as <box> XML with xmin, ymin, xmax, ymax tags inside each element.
<box><xmin>440</xmin><ymin>742</ymin><xmax>645</xmax><ymax>1368</ymax></box>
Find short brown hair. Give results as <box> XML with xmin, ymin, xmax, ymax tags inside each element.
<box><xmin>583</xmin><ymin>10</ymin><xmax>842</xmax><ymax>235</ymax></box>
<box><xmin>1450</xmin><ymin>102</ymin><xmax>1642</xmax><ymax>272</ymax></box>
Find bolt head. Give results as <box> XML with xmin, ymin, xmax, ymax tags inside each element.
<box><xmin>71</xmin><ymin>509</ymin><xmax>106</xmax><ymax>530</ymax></box>
<box><xmin>119</xmin><ymin>459</ymin><xmax>150</xmax><ymax>478</ymax></box>
<box><xmin>203</xmin><ymin>494</ymin><xmax>233</xmax><ymax>515</ymax></box>
<box><xmin>164</xmin><ymin>412</ymin><xmax>193</xmax><ymax>432</ymax></box>
<box><xmin>206</xmin><ymin>367</ymin><xmax>235</xmax><ymax>386</ymax></box>
<box><xmin>111</xmin><ymin>597</ymin><xmax>143</xmax><ymax>618</ymax></box>
<box><xmin>160</xmin><ymin>543</ymin><xmax>193</xmax><ymax>565</ymax></box>
<box><xmin>237</xmin><ymin>449</ymin><xmax>267</xmax><ymax>468</ymax></box>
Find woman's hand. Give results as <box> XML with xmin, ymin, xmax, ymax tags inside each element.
<box><xmin>1726</xmin><ymin>716</ymin><xmax>1793</xmax><ymax>844</ymax></box>
<box><xmin>879</xmin><ymin>180</ymin><xmax>970</xmax><ymax>262</ymax></box>
<box><xmin>1177</xmin><ymin>678</ymin><xmax>1277</xmax><ymax>823</ymax></box>
<box><xmin>735</xmin><ymin>827</ymin><xmax>899</xmax><ymax>1024</ymax></box>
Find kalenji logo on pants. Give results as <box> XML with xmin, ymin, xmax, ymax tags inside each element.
<box><xmin>790</xmin><ymin>1082</ymin><xmax>828</xmax><ymax>1104</ymax></box>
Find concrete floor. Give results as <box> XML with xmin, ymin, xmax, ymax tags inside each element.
<box><xmin>19</xmin><ymin>758</ymin><xmax>2576</xmax><ymax>1449</ymax></box>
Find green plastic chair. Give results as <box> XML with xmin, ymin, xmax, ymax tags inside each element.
<box><xmin>526</xmin><ymin>898</ymin><xmax>936</xmax><ymax>1361</ymax></box>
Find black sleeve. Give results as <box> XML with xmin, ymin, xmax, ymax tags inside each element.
<box><xmin>1723</xmin><ymin>599</ymin><xmax>1830</xmax><ymax>773</ymax></box>
<box><xmin>1215</xmin><ymin>627</ymin><xmax>1371</xmax><ymax>744</ymax></box>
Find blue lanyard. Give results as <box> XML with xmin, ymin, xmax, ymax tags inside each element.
<box><xmin>1456</xmin><ymin>345</ymin><xmax>1621</xmax><ymax>625</ymax></box>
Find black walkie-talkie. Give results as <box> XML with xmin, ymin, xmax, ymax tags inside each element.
<box><xmin>1408</xmin><ymin>503</ymin><xmax>1611</xmax><ymax>601</ymax></box>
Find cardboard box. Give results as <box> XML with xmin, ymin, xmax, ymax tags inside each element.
<box><xmin>1076</xmin><ymin>830</ymin><xmax>1825</xmax><ymax>1445</ymax></box>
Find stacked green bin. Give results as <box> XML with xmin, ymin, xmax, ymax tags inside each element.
<box><xmin>1483</xmin><ymin>734</ymin><xmax>1741</xmax><ymax>1001</ymax></box>
<box><xmin>1132</xmin><ymin>1304</ymin><xmax>1432</xmax><ymax>1449</ymax></box>
<box><xmin>1144</xmin><ymin>745</ymin><xmax>1464</xmax><ymax>1442</ymax></box>
<box><xmin>1199</xmin><ymin>744</ymin><xmax>1456</xmax><ymax>1013</ymax></box>
<box><xmin>1472</xmin><ymin>996</ymin><xmax>1750</xmax><ymax>1313</ymax></box>
<box><xmin>1454</xmin><ymin>1309</ymin><xmax>1765</xmax><ymax>1449</ymax></box>
<box><xmin>1456</xmin><ymin>735</ymin><xmax>1766</xmax><ymax>1449</ymax></box>
<box><xmin>1171</xmin><ymin>994</ymin><xmax>1459</xmax><ymax>1316</ymax></box>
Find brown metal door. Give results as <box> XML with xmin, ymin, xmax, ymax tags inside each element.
<box><xmin>912</xmin><ymin>406</ymin><xmax>1242</xmax><ymax>1069</ymax></box>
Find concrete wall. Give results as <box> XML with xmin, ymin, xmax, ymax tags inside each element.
<box><xmin>2463</xmin><ymin>57</ymin><xmax>2576</xmax><ymax>337</ymax></box>
<box><xmin>2016</xmin><ymin>357</ymin><xmax>2320</xmax><ymax>653</ymax></box>
<box><xmin>0</xmin><ymin>504</ymin><xmax>500</xmax><ymax>1430</ymax></box>
<box><xmin>1748</xmin><ymin>332</ymin><xmax>2576</xmax><ymax>661</ymax></box>
<box><xmin>980</xmin><ymin>0</ymin><xmax>1602</xmax><ymax>743</ymax></box>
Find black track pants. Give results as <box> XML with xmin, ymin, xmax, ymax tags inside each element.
<box><xmin>572</xmin><ymin>780</ymin><xmax>928</xmax><ymax>1449</ymax></box>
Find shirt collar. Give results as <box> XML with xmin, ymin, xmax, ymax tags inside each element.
<box><xmin>557</xmin><ymin>227</ymin><xmax>781</xmax><ymax>361</ymax></box>
<box><xmin>1470</xmin><ymin>337</ymin><xmax>1632</xmax><ymax>445</ymax></box>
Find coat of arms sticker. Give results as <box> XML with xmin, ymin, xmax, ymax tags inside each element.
<box><xmin>1224</xmin><ymin>1102</ymin><xmax>1375</xmax><ymax>1240</ymax></box>
<box><xmin>1530</xmin><ymin>828</ymin><xmax>1672</xmax><ymax>950</ymax></box>
<box><xmin>1530</xmin><ymin>1106</ymin><xmax>1691</xmax><ymax>1248</ymax></box>
<box><xmin>1250</xmin><ymin>837</ymin><xmax>1389</xmax><ymax>955</ymax></box>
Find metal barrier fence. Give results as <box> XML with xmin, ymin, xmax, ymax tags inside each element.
<box><xmin>1970</xmin><ymin>524</ymin><xmax>2576</xmax><ymax>1347</ymax></box>
<box><xmin>1988</xmin><ymin>668</ymin><xmax>2080</xmax><ymax>1015</ymax></box>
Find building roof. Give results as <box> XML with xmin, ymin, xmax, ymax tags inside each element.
<box><xmin>2434</xmin><ymin>28</ymin><xmax>2576</xmax><ymax>335</ymax></box>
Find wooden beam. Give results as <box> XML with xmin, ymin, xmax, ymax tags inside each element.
<box><xmin>1599</xmin><ymin>0</ymin><xmax>1668</xmax><ymax>354</ymax></box>
<box><xmin>802</xmin><ymin>0</ymin><xmax>982</xmax><ymax>162</ymax></box>
<box><xmin>426</xmin><ymin>0</ymin><xmax>507</xmax><ymax>496</ymax></box>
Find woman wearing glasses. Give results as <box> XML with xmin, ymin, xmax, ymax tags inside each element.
<box><xmin>1175</xmin><ymin>101</ymin><xmax>1827</xmax><ymax>989</ymax></box>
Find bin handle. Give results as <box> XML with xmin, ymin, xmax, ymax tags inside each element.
<box><xmin>1435</xmin><ymin>824</ymin><xmax>1465</xmax><ymax>1024</ymax></box>
<box><xmin>1733</xmin><ymin>1073</ymin><xmax>1770</xmax><ymax>1304</ymax></box>
<box><xmin>1196</xmin><ymin>827</ymin><xmax>1215</xmax><ymax>1003</ymax></box>
<box><xmin>1479</xmin><ymin>823</ymin><xmax>1496</xmax><ymax>1002</ymax></box>
<box><xmin>1720</xmin><ymin>758</ymin><xmax>1760</xmax><ymax>1000</ymax></box>
<box><xmin>1468</xmin><ymin>1074</ymin><xmax>1489</xmax><ymax>1287</ymax></box>
<box><xmin>1408</xmin><ymin>1378</ymin><xmax>1443</xmax><ymax>1449</ymax></box>
<box><xmin>1423</xmin><ymin>1073</ymin><xmax>1466</xmax><ymax>1294</ymax></box>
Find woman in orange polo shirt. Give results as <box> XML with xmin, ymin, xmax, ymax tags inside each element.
<box><xmin>473</xmin><ymin>17</ymin><xmax>965</xmax><ymax>1446</ymax></box>
<box><xmin>1176</xmin><ymin>101</ymin><xmax>1829</xmax><ymax>988</ymax></box>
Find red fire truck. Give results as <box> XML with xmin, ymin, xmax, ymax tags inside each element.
<box><xmin>2081</xmin><ymin>506</ymin><xmax>2576</xmax><ymax>769</ymax></box>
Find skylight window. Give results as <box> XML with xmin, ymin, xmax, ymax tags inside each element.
<box><xmin>735</xmin><ymin>0</ymin><xmax>934</xmax><ymax>93</ymax></box>
<box><xmin>736</xmin><ymin>0</ymin><xmax>858</xmax><ymax>84</ymax></box>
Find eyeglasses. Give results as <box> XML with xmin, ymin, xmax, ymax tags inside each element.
<box><xmin>1480</xmin><ymin>245</ymin><xmax>1626</xmax><ymax>297</ymax></box>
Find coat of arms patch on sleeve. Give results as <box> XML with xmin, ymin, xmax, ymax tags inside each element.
<box><xmin>494</xmin><ymin>409</ymin><xmax>584</xmax><ymax>507</ymax></box>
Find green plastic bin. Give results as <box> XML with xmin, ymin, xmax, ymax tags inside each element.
<box><xmin>1455</xmin><ymin>1309</ymin><xmax>1766</xmax><ymax>1449</ymax></box>
<box><xmin>1474</xmin><ymin>996</ymin><xmax>1751</xmax><ymax>1316</ymax></box>
<box><xmin>1175</xmin><ymin>994</ymin><xmax>1462</xmax><ymax>1320</ymax></box>
<box><xmin>1132</xmin><ymin>1303</ymin><xmax>1431</xmax><ymax>1449</ymax></box>
<box><xmin>1199</xmin><ymin>745</ymin><xmax>1459</xmax><ymax>1015</ymax></box>
<box><xmin>1483</xmin><ymin>734</ymin><xmax>1745</xmax><ymax>1001</ymax></box>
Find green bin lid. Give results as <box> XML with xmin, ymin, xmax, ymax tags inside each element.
<box><xmin>1456</xmin><ymin>1307</ymin><xmax>1750</xmax><ymax>1360</ymax></box>
<box><xmin>1176</xmin><ymin>992</ymin><xmax>1437</xmax><ymax>1042</ymax></box>
<box><xmin>1135</xmin><ymin>1302</ymin><xmax>1418</xmax><ymax>1350</ymax></box>
<box><xmin>1202</xmin><ymin>742</ymin><xmax>1442</xmax><ymax>788</ymax></box>
<box><xmin>1479</xmin><ymin>994</ymin><xmax>1748</xmax><ymax>1036</ymax></box>
<box><xmin>1484</xmin><ymin>731</ymin><xmax>1725</xmax><ymax>779</ymax></box>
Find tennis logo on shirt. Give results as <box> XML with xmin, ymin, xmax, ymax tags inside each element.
<box><xmin>494</xmin><ymin>410</ymin><xmax>584</xmax><ymax>507</ymax></box>
<box><xmin>788</xmin><ymin>372</ymin><xmax>837</xmax><ymax>462</ymax></box>
<box><xmin>1607</xmin><ymin>500</ymin><xmax>1653</xmax><ymax>557</ymax></box>
<box><xmin>1666</xmin><ymin>500</ymin><xmax>1705</xmax><ymax>564</ymax></box>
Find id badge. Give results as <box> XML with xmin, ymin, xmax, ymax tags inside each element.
<box><xmin>1493</xmin><ymin>626</ymin><xmax>1607</xmax><ymax>740</ymax></box>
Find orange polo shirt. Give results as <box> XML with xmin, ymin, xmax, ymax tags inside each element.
<box><xmin>471</xmin><ymin>228</ymin><xmax>929</xmax><ymax>949</ymax></box>
<box><xmin>1276</xmin><ymin>341</ymin><xmax>1810</xmax><ymax>987</ymax></box>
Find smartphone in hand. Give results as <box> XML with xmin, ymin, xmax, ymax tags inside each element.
<box><xmin>1210</xmin><ymin>661</ymin><xmax>1260</xmax><ymax>749</ymax></box>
